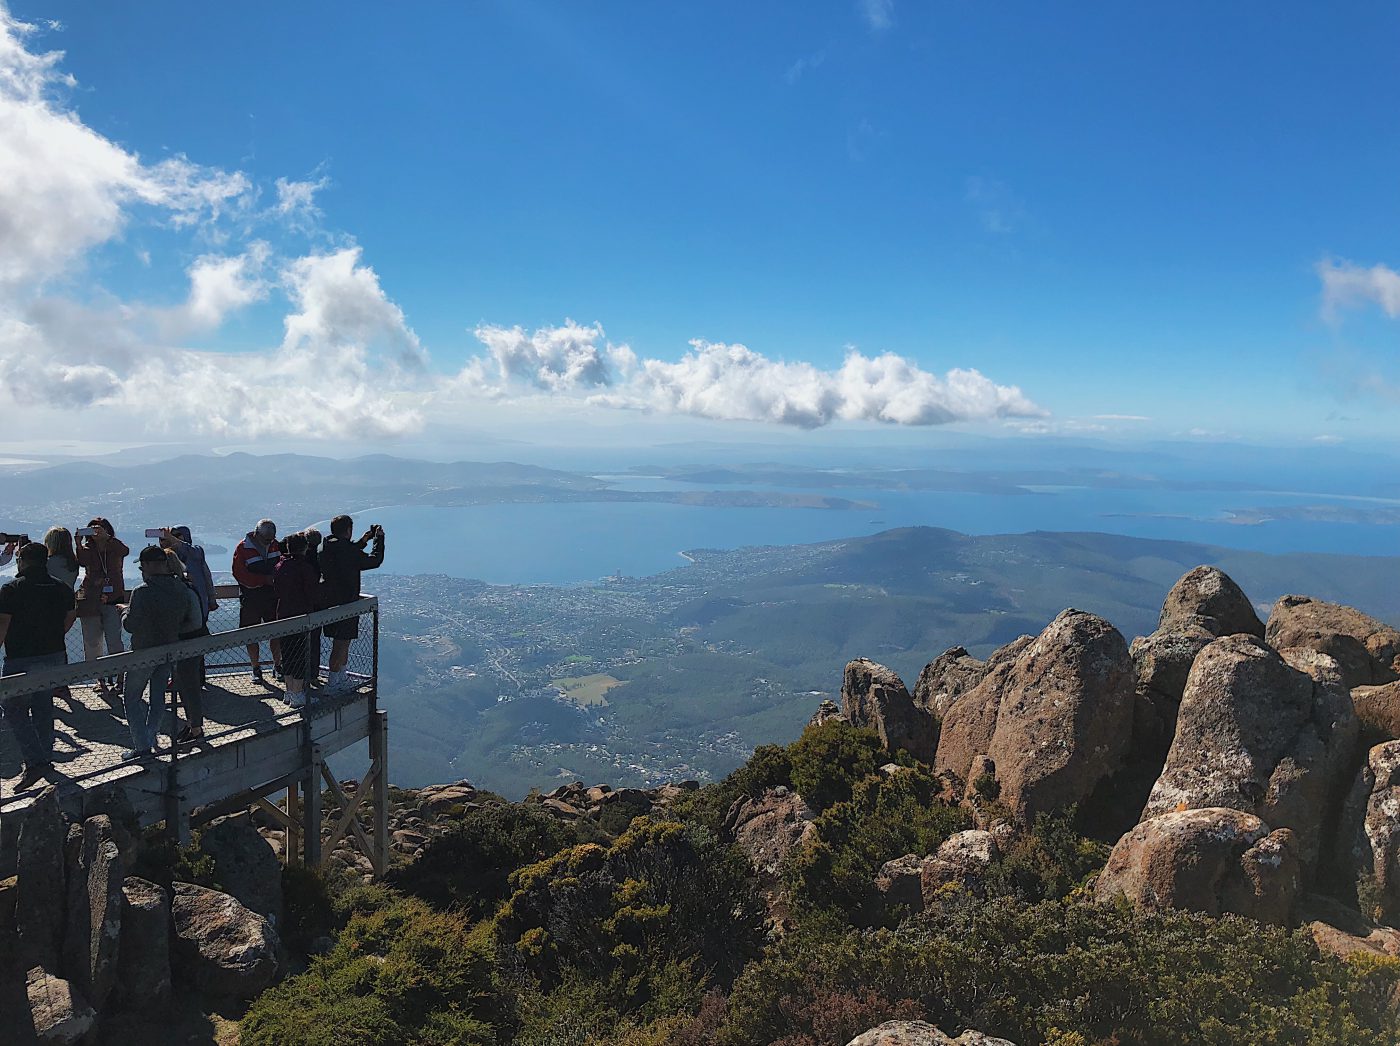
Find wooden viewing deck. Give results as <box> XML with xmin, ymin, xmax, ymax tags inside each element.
<box><xmin>0</xmin><ymin>595</ymin><xmax>387</xmax><ymax>875</ymax></box>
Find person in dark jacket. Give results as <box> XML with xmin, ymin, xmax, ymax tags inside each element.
<box><xmin>302</xmin><ymin>527</ymin><xmax>325</xmax><ymax>688</ymax></box>
<box><xmin>0</xmin><ymin>543</ymin><xmax>77</xmax><ymax>788</ymax></box>
<box><xmin>319</xmin><ymin>515</ymin><xmax>384</xmax><ymax>694</ymax></box>
<box><xmin>274</xmin><ymin>533</ymin><xmax>320</xmax><ymax>709</ymax></box>
<box><xmin>121</xmin><ymin>545</ymin><xmax>201</xmax><ymax>759</ymax></box>
<box><xmin>232</xmin><ymin>518</ymin><xmax>282</xmax><ymax>683</ymax></box>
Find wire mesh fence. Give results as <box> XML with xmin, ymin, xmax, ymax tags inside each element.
<box><xmin>2</xmin><ymin>594</ymin><xmax>378</xmax><ymax>805</ymax></box>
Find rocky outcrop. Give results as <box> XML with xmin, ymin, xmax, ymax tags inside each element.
<box><xmin>26</xmin><ymin>967</ymin><xmax>95</xmax><ymax>1046</ymax></box>
<box><xmin>61</xmin><ymin>814</ymin><xmax>123</xmax><ymax>1014</ymax></box>
<box><xmin>1352</xmin><ymin>682</ymin><xmax>1400</xmax><ymax>745</ymax></box>
<box><xmin>116</xmin><ymin>878</ymin><xmax>171</xmax><ymax>1009</ymax></box>
<box><xmin>842</xmin><ymin>659</ymin><xmax>936</xmax><ymax>762</ymax></box>
<box><xmin>1141</xmin><ymin>636</ymin><xmax>1358</xmax><ymax>871</ymax></box>
<box><xmin>1339</xmin><ymin>741</ymin><xmax>1400</xmax><ymax>924</ymax></box>
<box><xmin>921</xmin><ymin>830</ymin><xmax>999</xmax><ymax>899</ymax></box>
<box><xmin>935</xmin><ymin>612</ymin><xmax>1134</xmax><ymax>823</ymax></box>
<box><xmin>846</xmin><ymin>1021</ymin><xmax>1016</xmax><ymax>1046</ymax></box>
<box><xmin>913</xmin><ymin>647</ymin><xmax>987</xmax><ymax>720</ymax></box>
<box><xmin>1299</xmin><ymin>894</ymin><xmax>1400</xmax><ymax>960</ymax></box>
<box><xmin>171</xmin><ymin>882</ymin><xmax>281</xmax><ymax>998</ymax></box>
<box><xmin>15</xmin><ymin>787</ymin><xmax>67</xmax><ymax>974</ymax></box>
<box><xmin>809</xmin><ymin>698</ymin><xmax>849</xmax><ymax>728</ymax></box>
<box><xmin>201</xmin><ymin>813</ymin><xmax>283</xmax><ymax>928</ymax></box>
<box><xmin>725</xmin><ymin>786</ymin><xmax>816</xmax><ymax>924</ymax></box>
<box><xmin>1158</xmin><ymin>565</ymin><xmax>1264</xmax><ymax>638</ymax></box>
<box><xmin>1266</xmin><ymin>595</ymin><xmax>1400</xmax><ymax>689</ymax></box>
<box><xmin>1094</xmin><ymin>808</ymin><xmax>1300</xmax><ymax>924</ymax></box>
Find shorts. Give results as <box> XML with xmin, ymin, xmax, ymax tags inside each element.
<box><xmin>325</xmin><ymin>615</ymin><xmax>360</xmax><ymax>642</ymax></box>
<box><xmin>239</xmin><ymin>586</ymin><xmax>278</xmax><ymax>627</ymax></box>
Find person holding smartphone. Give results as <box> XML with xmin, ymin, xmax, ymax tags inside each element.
<box><xmin>318</xmin><ymin>515</ymin><xmax>384</xmax><ymax>694</ymax></box>
<box><xmin>75</xmin><ymin>517</ymin><xmax>129</xmax><ymax>696</ymax></box>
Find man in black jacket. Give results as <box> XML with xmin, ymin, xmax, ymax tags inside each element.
<box><xmin>319</xmin><ymin>515</ymin><xmax>384</xmax><ymax>694</ymax></box>
<box><xmin>0</xmin><ymin>543</ymin><xmax>77</xmax><ymax>788</ymax></box>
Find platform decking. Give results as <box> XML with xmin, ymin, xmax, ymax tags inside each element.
<box><xmin>0</xmin><ymin>595</ymin><xmax>387</xmax><ymax>874</ymax></box>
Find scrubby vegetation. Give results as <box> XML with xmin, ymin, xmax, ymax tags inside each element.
<box><xmin>242</xmin><ymin>720</ymin><xmax>1400</xmax><ymax>1045</ymax></box>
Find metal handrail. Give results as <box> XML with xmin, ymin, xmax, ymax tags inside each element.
<box><xmin>0</xmin><ymin>595</ymin><xmax>378</xmax><ymax>700</ymax></box>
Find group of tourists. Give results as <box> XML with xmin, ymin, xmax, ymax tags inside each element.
<box><xmin>0</xmin><ymin>514</ymin><xmax>386</xmax><ymax>790</ymax></box>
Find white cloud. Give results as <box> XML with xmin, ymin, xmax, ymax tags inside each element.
<box><xmin>179</xmin><ymin>243</ymin><xmax>271</xmax><ymax>331</ymax></box>
<box><xmin>1093</xmin><ymin>414</ymin><xmax>1150</xmax><ymax>422</ymax></box>
<box><xmin>0</xmin><ymin>10</ymin><xmax>249</xmax><ymax>288</ymax></box>
<box><xmin>859</xmin><ymin>0</ymin><xmax>894</xmax><ymax>31</ymax></box>
<box><xmin>457</xmin><ymin>327</ymin><xmax>1043</xmax><ymax>430</ymax></box>
<box><xmin>1317</xmin><ymin>258</ymin><xmax>1400</xmax><ymax>320</ymax></box>
<box><xmin>784</xmin><ymin>49</ymin><xmax>827</xmax><ymax>86</ymax></box>
<box><xmin>275</xmin><ymin>176</ymin><xmax>327</xmax><ymax>217</ymax></box>
<box><xmin>281</xmin><ymin>247</ymin><xmax>424</xmax><ymax>369</ymax></box>
<box><xmin>1313</xmin><ymin>434</ymin><xmax>1344</xmax><ymax>445</ymax></box>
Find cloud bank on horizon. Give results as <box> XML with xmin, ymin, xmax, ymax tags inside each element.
<box><xmin>0</xmin><ymin>7</ymin><xmax>1056</xmax><ymax>441</ymax></box>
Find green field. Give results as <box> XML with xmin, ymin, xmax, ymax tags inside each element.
<box><xmin>552</xmin><ymin>673</ymin><xmax>627</xmax><ymax>707</ymax></box>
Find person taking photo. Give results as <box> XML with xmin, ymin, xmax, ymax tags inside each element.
<box><xmin>319</xmin><ymin>516</ymin><xmax>384</xmax><ymax>694</ymax></box>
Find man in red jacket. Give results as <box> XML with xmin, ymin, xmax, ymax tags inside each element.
<box><xmin>232</xmin><ymin>518</ymin><xmax>282</xmax><ymax>682</ymax></box>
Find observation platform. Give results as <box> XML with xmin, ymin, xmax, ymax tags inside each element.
<box><xmin>0</xmin><ymin>590</ymin><xmax>387</xmax><ymax>875</ymax></box>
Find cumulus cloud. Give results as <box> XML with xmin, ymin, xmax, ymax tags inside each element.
<box><xmin>458</xmin><ymin>326</ymin><xmax>1043</xmax><ymax>430</ymax></box>
<box><xmin>179</xmin><ymin>243</ymin><xmax>271</xmax><ymax>331</ymax></box>
<box><xmin>282</xmin><ymin>247</ymin><xmax>425</xmax><ymax>369</ymax></box>
<box><xmin>1317</xmin><ymin>258</ymin><xmax>1400</xmax><ymax>320</ymax></box>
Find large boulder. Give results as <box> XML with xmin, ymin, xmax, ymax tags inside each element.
<box><xmin>1141</xmin><ymin>636</ymin><xmax>1358</xmax><ymax>872</ymax></box>
<box><xmin>935</xmin><ymin>611</ymin><xmax>1134</xmax><ymax>824</ymax></box>
<box><xmin>200</xmin><ymin>813</ymin><xmax>283</xmax><ymax>928</ymax></box>
<box><xmin>1339</xmin><ymin>741</ymin><xmax>1400</xmax><ymax>925</ymax></box>
<box><xmin>920</xmin><ymin>829</ymin><xmax>999</xmax><ymax>901</ymax></box>
<box><xmin>171</xmin><ymin>882</ymin><xmax>281</xmax><ymax>998</ymax></box>
<box><xmin>842</xmin><ymin>659</ymin><xmax>935</xmax><ymax>763</ymax></box>
<box><xmin>1298</xmin><ymin>894</ymin><xmax>1400</xmax><ymax>961</ymax></box>
<box><xmin>15</xmin><ymin>786</ymin><xmax>68</xmax><ymax>973</ymax></box>
<box><xmin>1266</xmin><ymin>595</ymin><xmax>1400</xmax><ymax>689</ymax></box>
<box><xmin>1095</xmin><ymin>808</ymin><xmax>1300</xmax><ymax>924</ymax></box>
<box><xmin>846</xmin><ymin>1022</ymin><xmax>1016</xmax><ymax>1046</ymax></box>
<box><xmin>1158</xmin><ymin>565</ymin><xmax>1264</xmax><ymax>638</ymax></box>
<box><xmin>25</xmin><ymin>967</ymin><xmax>95</xmax><ymax>1046</ymax></box>
<box><xmin>1352</xmin><ymin>682</ymin><xmax>1400</xmax><ymax>745</ymax></box>
<box><xmin>62</xmin><ymin>814</ymin><xmax>123</xmax><ymax>1015</ymax></box>
<box><xmin>116</xmin><ymin>877</ymin><xmax>171</xmax><ymax>1009</ymax></box>
<box><xmin>725</xmin><ymin>786</ymin><xmax>817</xmax><ymax>928</ymax></box>
<box><xmin>913</xmin><ymin>647</ymin><xmax>987</xmax><ymax>720</ymax></box>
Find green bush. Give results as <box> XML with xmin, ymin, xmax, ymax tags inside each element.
<box><xmin>787</xmin><ymin>721</ymin><xmax>885</xmax><ymax>813</ymax></box>
<box><xmin>493</xmin><ymin>818</ymin><xmax>765</xmax><ymax>1014</ymax></box>
<box><xmin>128</xmin><ymin>825</ymin><xmax>220</xmax><ymax>892</ymax></box>
<box><xmin>241</xmin><ymin>893</ymin><xmax>504</xmax><ymax>1046</ymax></box>
<box><xmin>391</xmin><ymin>802</ymin><xmax>579</xmax><ymax>917</ymax></box>
<box><xmin>669</xmin><ymin>743</ymin><xmax>795</xmax><ymax>835</ymax></box>
<box><xmin>783</xmin><ymin>767</ymin><xmax>970</xmax><ymax>922</ymax></box>
<box><xmin>281</xmin><ymin>864</ymin><xmax>338</xmax><ymax>953</ymax></box>
<box><xmin>717</xmin><ymin>894</ymin><xmax>1400</xmax><ymax>1046</ymax></box>
<box><xmin>983</xmin><ymin>809</ymin><xmax>1110</xmax><ymax>903</ymax></box>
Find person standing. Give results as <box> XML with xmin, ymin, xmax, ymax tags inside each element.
<box><xmin>164</xmin><ymin>525</ymin><xmax>217</xmax><ymax>698</ymax></box>
<box><xmin>274</xmin><ymin>533</ymin><xmax>320</xmax><ymax>709</ymax></box>
<box><xmin>0</xmin><ymin>543</ymin><xmax>77</xmax><ymax>788</ymax></box>
<box><xmin>303</xmin><ymin>527</ymin><xmax>325</xmax><ymax>687</ymax></box>
<box><xmin>120</xmin><ymin>546</ymin><xmax>200</xmax><ymax>759</ymax></box>
<box><xmin>233</xmin><ymin>519</ymin><xmax>282</xmax><ymax>682</ymax></box>
<box><xmin>319</xmin><ymin>516</ymin><xmax>384</xmax><ymax>694</ymax></box>
<box><xmin>75</xmin><ymin>517</ymin><xmax>129</xmax><ymax>697</ymax></box>
<box><xmin>42</xmin><ymin>527</ymin><xmax>80</xmax><ymax>590</ymax></box>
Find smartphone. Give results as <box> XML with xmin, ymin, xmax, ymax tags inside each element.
<box><xmin>145</xmin><ymin>528</ymin><xmax>164</xmax><ymax>538</ymax></box>
<box><xmin>76</xmin><ymin>527</ymin><xmax>97</xmax><ymax>538</ymax></box>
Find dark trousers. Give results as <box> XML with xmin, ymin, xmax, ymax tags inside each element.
<box><xmin>176</xmin><ymin>625</ymin><xmax>210</xmax><ymax>731</ymax></box>
<box><xmin>2</xmin><ymin>652</ymin><xmax>64</xmax><ymax>768</ymax></box>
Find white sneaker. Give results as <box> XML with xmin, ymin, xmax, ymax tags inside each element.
<box><xmin>285</xmin><ymin>691</ymin><xmax>306</xmax><ymax>709</ymax></box>
<box><xmin>325</xmin><ymin>671</ymin><xmax>349</xmax><ymax>694</ymax></box>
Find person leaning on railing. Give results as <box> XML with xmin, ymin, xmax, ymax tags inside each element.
<box><xmin>319</xmin><ymin>515</ymin><xmax>384</xmax><ymax>695</ymax></box>
<box><xmin>162</xmin><ymin>525</ymin><xmax>217</xmax><ymax>695</ymax></box>
<box><xmin>0</xmin><ymin>542</ymin><xmax>77</xmax><ymax>789</ymax></box>
<box><xmin>274</xmin><ymin>532</ymin><xmax>320</xmax><ymax>710</ymax></box>
<box><xmin>233</xmin><ymin>519</ymin><xmax>283</xmax><ymax>684</ymax></box>
<box><xmin>119</xmin><ymin>546</ymin><xmax>201</xmax><ymax>761</ymax></box>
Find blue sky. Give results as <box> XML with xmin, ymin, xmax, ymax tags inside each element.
<box><xmin>3</xmin><ymin>1</ymin><xmax>1400</xmax><ymax>448</ymax></box>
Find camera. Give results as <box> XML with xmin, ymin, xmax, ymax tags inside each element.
<box><xmin>76</xmin><ymin>527</ymin><xmax>98</xmax><ymax>538</ymax></box>
<box><xmin>145</xmin><ymin>528</ymin><xmax>165</xmax><ymax>539</ymax></box>
<box><xmin>0</xmin><ymin>532</ymin><xmax>29</xmax><ymax>545</ymax></box>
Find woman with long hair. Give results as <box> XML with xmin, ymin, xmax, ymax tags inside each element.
<box><xmin>76</xmin><ymin>517</ymin><xmax>129</xmax><ymax>696</ymax></box>
<box><xmin>43</xmin><ymin>526</ymin><xmax>80</xmax><ymax>590</ymax></box>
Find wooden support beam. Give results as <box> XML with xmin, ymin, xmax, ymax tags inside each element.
<box><xmin>321</xmin><ymin>762</ymin><xmax>377</xmax><ymax>858</ymax></box>
<box><xmin>371</xmin><ymin>710</ymin><xmax>389</xmax><ymax>878</ymax></box>
<box><xmin>304</xmin><ymin>745</ymin><xmax>323</xmax><ymax>868</ymax></box>
<box><xmin>253</xmin><ymin>795</ymin><xmax>295</xmax><ymax>832</ymax></box>
<box><xmin>286</xmin><ymin>783</ymin><xmax>301</xmax><ymax>867</ymax></box>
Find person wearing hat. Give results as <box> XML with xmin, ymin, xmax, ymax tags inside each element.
<box><xmin>119</xmin><ymin>545</ymin><xmax>201</xmax><ymax>759</ymax></box>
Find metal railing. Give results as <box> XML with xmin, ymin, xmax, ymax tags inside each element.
<box><xmin>0</xmin><ymin>594</ymin><xmax>379</xmax><ymax>798</ymax></box>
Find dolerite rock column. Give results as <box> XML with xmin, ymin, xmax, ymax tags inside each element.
<box><xmin>841</xmin><ymin>659</ymin><xmax>936</xmax><ymax>763</ymax></box>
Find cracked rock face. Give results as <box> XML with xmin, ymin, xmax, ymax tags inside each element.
<box><xmin>935</xmin><ymin>611</ymin><xmax>1134</xmax><ymax>824</ymax></box>
<box><xmin>1340</xmin><ymin>741</ymin><xmax>1400</xmax><ymax>924</ymax></box>
<box><xmin>845</xmin><ymin>1021</ymin><xmax>1017</xmax><ymax>1046</ymax></box>
<box><xmin>1266</xmin><ymin>595</ymin><xmax>1400</xmax><ymax>689</ymax></box>
<box><xmin>1094</xmin><ymin>807</ymin><xmax>1300</xmax><ymax>925</ymax></box>
<box><xmin>171</xmin><ymin>882</ymin><xmax>282</xmax><ymax>999</ymax></box>
<box><xmin>1141</xmin><ymin>635</ymin><xmax>1358</xmax><ymax>872</ymax></box>
<box><xmin>913</xmin><ymin>647</ymin><xmax>989</xmax><ymax>721</ymax></box>
<box><xmin>842</xmin><ymin>659</ymin><xmax>936</xmax><ymax>763</ymax></box>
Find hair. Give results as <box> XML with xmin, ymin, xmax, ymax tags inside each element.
<box><xmin>330</xmin><ymin>514</ymin><xmax>353</xmax><ymax>538</ymax></box>
<box><xmin>87</xmin><ymin>517</ymin><xmax>115</xmax><ymax>538</ymax></box>
<box><xmin>137</xmin><ymin>545</ymin><xmax>168</xmax><ymax>570</ymax></box>
<box><xmin>43</xmin><ymin>526</ymin><xmax>78</xmax><ymax>571</ymax></box>
<box><xmin>164</xmin><ymin>548</ymin><xmax>186</xmax><ymax>576</ymax></box>
<box><xmin>286</xmin><ymin>532</ymin><xmax>309</xmax><ymax>556</ymax></box>
<box><xmin>256</xmin><ymin>518</ymin><xmax>276</xmax><ymax>536</ymax></box>
<box><xmin>17</xmin><ymin>542</ymin><xmax>47</xmax><ymax>567</ymax></box>
<box><xmin>303</xmin><ymin>527</ymin><xmax>322</xmax><ymax>548</ymax></box>
<box><xmin>171</xmin><ymin>525</ymin><xmax>193</xmax><ymax>544</ymax></box>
